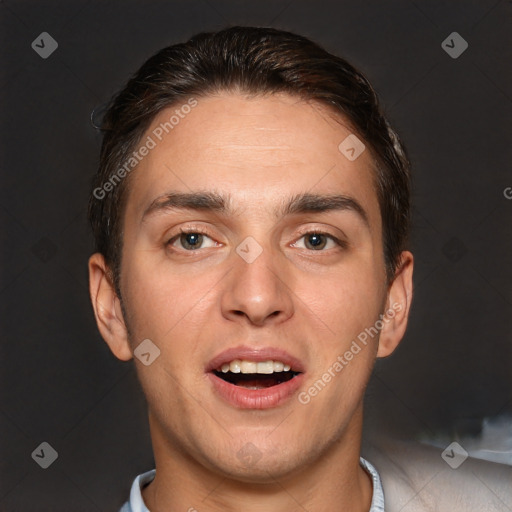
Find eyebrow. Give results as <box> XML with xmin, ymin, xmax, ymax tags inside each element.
<box><xmin>141</xmin><ymin>191</ymin><xmax>369</xmax><ymax>227</ymax></box>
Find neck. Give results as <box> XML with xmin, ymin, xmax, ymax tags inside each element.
<box><xmin>142</xmin><ymin>406</ymin><xmax>373</xmax><ymax>512</ymax></box>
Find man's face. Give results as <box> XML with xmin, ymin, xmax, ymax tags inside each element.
<box><xmin>113</xmin><ymin>92</ymin><xmax>394</xmax><ymax>480</ymax></box>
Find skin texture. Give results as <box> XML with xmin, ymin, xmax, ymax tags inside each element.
<box><xmin>89</xmin><ymin>92</ymin><xmax>413</xmax><ymax>512</ymax></box>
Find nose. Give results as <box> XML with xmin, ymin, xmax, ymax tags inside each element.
<box><xmin>220</xmin><ymin>241</ymin><xmax>294</xmax><ymax>327</ymax></box>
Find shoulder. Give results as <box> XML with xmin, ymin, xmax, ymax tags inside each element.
<box><xmin>362</xmin><ymin>437</ymin><xmax>512</xmax><ymax>512</ymax></box>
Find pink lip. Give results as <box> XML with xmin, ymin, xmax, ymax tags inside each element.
<box><xmin>205</xmin><ymin>345</ymin><xmax>305</xmax><ymax>373</ymax></box>
<box><xmin>207</xmin><ymin>372</ymin><xmax>305</xmax><ymax>409</ymax></box>
<box><xmin>205</xmin><ymin>345</ymin><xmax>306</xmax><ymax>410</ymax></box>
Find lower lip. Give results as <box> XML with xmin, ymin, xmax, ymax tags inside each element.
<box><xmin>207</xmin><ymin>372</ymin><xmax>305</xmax><ymax>409</ymax></box>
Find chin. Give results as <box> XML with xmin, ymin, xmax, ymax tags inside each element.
<box><xmin>212</xmin><ymin>454</ymin><xmax>303</xmax><ymax>484</ymax></box>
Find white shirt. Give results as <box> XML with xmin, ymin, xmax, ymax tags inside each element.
<box><xmin>119</xmin><ymin>457</ymin><xmax>385</xmax><ymax>511</ymax></box>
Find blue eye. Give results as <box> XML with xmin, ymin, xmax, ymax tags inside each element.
<box><xmin>292</xmin><ymin>232</ymin><xmax>342</xmax><ymax>251</ymax></box>
<box><xmin>166</xmin><ymin>229</ymin><xmax>345</xmax><ymax>253</ymax></box>
<box><xmin>180</xmin><ymin>232</ymin><xmax>202</xmax><ymax>250</ymax></box>
<box><xmin>305</xmin><ymin>233</ymin><xmax>327</xmax><ymax>250</ymax></box>
<box><xmin>168</xmin><ymin>230</ymin><xmax>217</xmax><ymax>251</ymax></box>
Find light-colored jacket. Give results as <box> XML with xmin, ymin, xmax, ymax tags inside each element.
<box><xmin>362</xmin><ymin>437</ymin><xmax>512</xmax><ymax>512</ymax></box>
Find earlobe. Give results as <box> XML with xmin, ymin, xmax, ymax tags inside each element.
<box><xmin>377</xmin><ymin>251</ymin><xmax>414</xmax><ymax>358</ymax></box>
<box><xmin>88</xmin><ymin>253</ymin><xmax>133</xmax><ymax>361</ymax></box>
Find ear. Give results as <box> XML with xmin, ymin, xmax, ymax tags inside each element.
<box><xmin>88</xmin><ymin>253</ymin><xmax>132</xmax><ymax>361</ymax></box>
<box><xmin>377</xmin><ymin>251</ymin><xmax>414</xmax><ymax>358</ymax></box>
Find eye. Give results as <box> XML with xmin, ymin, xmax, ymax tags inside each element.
<box><xmin>292</xmin><ymin>232</ymin><xmax>343</xmax><ymax>251</ymax></box>
<box><xmin>167</xmin><ymin>230</ymin><xmax>218</xmax><ymax>251</ymax></box>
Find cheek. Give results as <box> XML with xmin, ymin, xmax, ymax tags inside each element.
<box><xmin>298</xmin><ymin>262</ymin><xmax>385</xmax><ymax>339</ymax></box>
<box><xmin>120</xmin><ymin>252</ymin><xmax>223</xmax><ymax>348</ymax></box>
<box><xmin>119</xmin><ymin>254</ymin><xmax>183</xmax><ymax>338</ymax></box>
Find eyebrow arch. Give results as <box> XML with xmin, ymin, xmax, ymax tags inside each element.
<box><xmin>141</xmin><ymin>191</ymin><xmax>369</xmax><ymax>227</ymax></box>
<box><xmin>281</xmin><ymin>192</ymin><xmax>369</xmax><ymax>227</ymax></box>
<box><xmin>142</xmin><ymin>191</ymin><xmax>228</xmax><ymax>222</ymax></box>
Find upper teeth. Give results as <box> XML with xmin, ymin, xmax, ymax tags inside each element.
<box><xmin>217</xmin><ymin>360</ymin><xmax>291</xmax><ymax>374</ymax></box>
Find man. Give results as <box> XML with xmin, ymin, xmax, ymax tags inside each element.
<box><xmin>87</xmin><ymin>25</ymin><xmax>496</xmax><ymax>512</ymax></box>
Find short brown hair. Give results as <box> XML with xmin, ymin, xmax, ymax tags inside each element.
<box><xmin>88</xmin><ymin>26</ymin><xmax>411</xmax><ymax>294</ymax></box>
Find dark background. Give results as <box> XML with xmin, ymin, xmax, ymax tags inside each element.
<box><xmin>1</xmin><ymin>1</ymin><xmax>511</xmax><ymax>510</ymax></box>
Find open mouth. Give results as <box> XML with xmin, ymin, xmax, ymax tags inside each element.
<box><xmin>213</xmin><ymin>360</ymin><xmax>301</xmax><ymax>389</ymax></box>
<box><xmin>213</xmin><ymin>370</ymin><xmax>300</xmax><ymax>389</ymax></box>
<box><xmin>207</xmin><ymin>352</ymin><xmax>305</xmax><ymax>408</ymax></box>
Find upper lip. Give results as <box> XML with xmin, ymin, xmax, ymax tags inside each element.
<box><xmin>205</xmin><ymin>345</ymin><xmax>305</xmax><ymax>373</ymax></box>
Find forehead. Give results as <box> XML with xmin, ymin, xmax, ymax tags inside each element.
<box><xmin>125</xmin><ymin>92</ymin><xmax>380</xmax><ymax>229</ymax></box>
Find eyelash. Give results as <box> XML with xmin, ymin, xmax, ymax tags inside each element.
<box><xmin>167</xmin><ymin>227</ymin><xmax>214</xmax><ymax>248</ymax></box>
<box><xmin>166</xmin><ymin>227</ymin><xmax>347</xmax><ymax>252</ymax></box>
<box><xmin>293</xmin><ymin>229</ymin><xmax>347</xmax><ymax>251</ymax></box>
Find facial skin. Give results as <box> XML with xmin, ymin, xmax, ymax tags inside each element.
<box><xmin>89</xmin><ymin>92</ymin><xmax>413</xmax><ymax>512</ymax></box>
